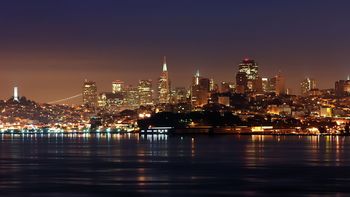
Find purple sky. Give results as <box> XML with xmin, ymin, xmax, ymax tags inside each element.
<box><xmin>0</xmin><ymin>0</ymin><xmax>349</xmax><ymax>103</ymax></box>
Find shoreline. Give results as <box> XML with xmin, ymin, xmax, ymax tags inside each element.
<box><xmin>0</xmin><ymin>131</ymin><xmax>348</xmax><ymax>136</ymax></box>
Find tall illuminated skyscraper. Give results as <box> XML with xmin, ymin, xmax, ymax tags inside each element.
<box><xmin>138</xmin><ymin>79</ymin><xmax>153</xmax><ymax>106</ymax></box>
<box><xmin>191</xmin><ymin>69</ymin><xmax>210</xmax><ymax>107</ymax></box>
<box><xmin>112</xmin><ymin>80</ymin><xmax>124</xmax><ymax>93</ymax></box>
<box><xmin>82</xmin><ymin>80</ymin><xmax>98</xmax><ymax>108</ymax></box>
<box><xmin>125</xmin><ymin>85</ymin><xmax>139</xmax><ymax>109</ymax></box>
<box><xmin>158</xmin><ymin>56</ymin><xmax>170</xmax><ymax>104</ymax></box>
<box><xmin>300</xmin><ymin>77</ymin><xmax>316</xmax><ymax>95</ymax></box>
<box><xmin>238</xmin><ymin>58</ymin><xmax>259</xmax><ymax>80</ymax></box>
<box><xmin>235</xmin><ymin>58</ymin><xmax>262</xmax><ymax>93</ymax></box>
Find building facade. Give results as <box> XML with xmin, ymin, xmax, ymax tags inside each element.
<box><xmin>235</xmin><ymin>59</ymin><xmax>262</xmax><ymax>93</ymax></box>
<box><xmin>112</xmin><ymin>80</ymin><xmax>125</xmax><ymax>93</ymax></box>
<box><xmin>191</xmin><ymin>70</ymin><xmax>210</xmax><ymax>107</ymax></box>
<box><xmin>138</xmin><ymin>79</ymin><xmax>153</xmax><ymax>106</ymax></box>
<box><xmin>300</xmin><ymin>77</ymin><xmax>316</xmax><ymax>96</ymax></box>
<box><xmin>83</xmin><ymin>80</ymin><xmax>98</xmax><ymax>108</ymax></box>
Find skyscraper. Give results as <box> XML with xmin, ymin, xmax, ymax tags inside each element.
<box><xmin>238</xmin><ymin>58</ymin><xmax>259</xmax><ymax>80</ymax></box>
<box><xmin>138</xmin><ymin>79</ymin><xmax>153</xmax><ymax>106</ymax></box>
<box><xmin>262</xmin><ymin>77</ymin><xmax>273</xmax><ymax>93</ymax></box>
<box><xmin>158</xmin><ymin>56</ymin><xmax>170</xmax><ymax>104</ymax></box>
<box><xmin>112</xmin><ymin>80</ymin><xmax>124</xmax><ymax>93</ymax></box>
<box><xmin>300</xmin><ymin>77</ymin><xmax>317</xmax><ymax>96</ymax></box>
<box><xmin>124</xmin><ymin>85</ymin><xmax>139</xmax><ymax>109</ymax></box>
<box><xmin>82</xmin><ymin>80</ymin><xmax>98</xmax><ymax>108</ymax></box>
<box><xmin>271</xmin><ymin>72</ymin><xmax>286</xmax><ymax>95</ymax></box>
<box><xmin>191</xmin><ymin>70</ymin><xmax>210</xmax><ymax>107</ymax></box>
<box><xmin>235</xmin><ymin>72</ymin><xmax>248</xmax><ymax>94</ymax></box>
<box><xmin>335</xmin><ymin>77</ymin><xmax>350</xmax><ymax>97</ymax></box>
<box><xmin>235</xmin><ymin>58</ymin><xmax>262</xmax><ymax>93</ymax></box>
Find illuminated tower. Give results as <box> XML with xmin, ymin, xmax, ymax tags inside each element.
<box><xmin>112</xmin><ymin>80</ymin><xmax>124</xmax><ymax>93</ymax></box>
<box><xmin>300</xmin><ymin>77</ymin><xmax>317</xmax><ymax>96</ymax></box>
<box><xmin>82</xmin><ymin>79</ymin><xmax>98</xmax><ymax>108</ymax></box>
<box><xmin>238</xmin><ymin>58</ymin><xmax>259</xmax><ymax>80</ymax></box>
<box><xmin>138</xmin><ymin>79</ymin><xmax>153</xmax><ymax>106</ymax></box>
<box><xmin>158</xmin><ymin>56</ymin><xmax>170</xmax><ymax>104</ymax></box>
<box><xmin>236</xmin><ymin>58</ymin><xmax>262</xmax><ymax>93</ymax></box>
<box><xmin>13</xmin><ymin>86</ymin><xmax>19</xmax><ymax>102</ymax></box>
<box><xmin>191</xmin><ymin>69</ymin><xmax>210</xmax><ymax>107</ymax></box>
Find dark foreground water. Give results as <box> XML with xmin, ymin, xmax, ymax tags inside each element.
<box><xmin>1</xmin><ymin>134</ymin><xmax>350</xmax><ymax>196</ymax></box>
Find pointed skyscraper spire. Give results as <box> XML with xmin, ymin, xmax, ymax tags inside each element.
<box><xmin>195</xmin><ymin>69</ymin><xmax>200</xmax><ymax>77</ymax></box>
<box><xmin>162</xmin><ymin>56</ymin><xmax>167</xmax><ymax>72</ymax></box>
<box><xmin>195</xmin><ymin>69</ymin><xmax>200</xmax><ymax>85</ymax></box>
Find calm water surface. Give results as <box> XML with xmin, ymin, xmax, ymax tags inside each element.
<box><xmin>0</xmin><ymin>134</ymin><xmax>350</xmax><ymax>196</ymax></box>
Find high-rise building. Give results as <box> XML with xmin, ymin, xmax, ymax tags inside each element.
<box><xmin>83</xmin><ymin>80</ymin><xmax>98</xmax><ymax>108</ymax></box>
<box><xmin>112</xmin><ymin>80</ymin><xmax>124</xmax><ymax>93</ymax></box>
<box><xmin>235</xmin><ymin>58</ymin><xmax>262</xmax><ymax>93</ymax></box>
<box><xmin>125</xmin><ymin>85</ymin><xmax>139</xmax><ymax>109</ymax></box>
<box><xmin>300</xmin><ymin>77</ymin><xmax>317</xmax><ymax>96</ymax></box>
<box><xmin>138</xmin><ymin>79</ymin><xmax>153</xmax><ymax>106</ymax></box>
<box><xmin>158</xmin><ymin>56</ymin><xmax>170</xmax><ymax>104</ymax></box>
<box><xmin>271</xmin><ymin>72</ymin><xmax>286</xmax><ymax>95</ymax></box>
<box><xmin>191</xmin><ymin>70</ymin><xmax>210</xmax><ymax>107</ymax></box>
<box><xmin>262</xmin><ymin>78</ymin><xmax>272</xmax><ymax>93</ymax></box>
<box><xmin>238</xmin><ymin>59</ymin><xmax>259</xmax><ymax>80</ymax></box>
<box><xmin>235</xmin><ymin>72</ymin><xmax>248</xmax><ymax>94</ymax></box>
<box><xmin>335</xmin><ymin>76</ymin><xmax>350</xmax><ymax>97</ymax></box>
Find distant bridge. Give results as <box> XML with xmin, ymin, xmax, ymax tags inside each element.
<box><xmin>48</xmin><ymin>93</ymin><xmax>82</xmax><ymax>104</ymax></box>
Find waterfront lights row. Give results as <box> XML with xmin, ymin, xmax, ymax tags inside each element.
<box><xmin>0</xmin><ymin>127</ymin><xmax>137</xmax><ymax>134</ymax></box>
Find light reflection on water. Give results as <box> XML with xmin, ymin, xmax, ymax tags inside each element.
<box><xmin>1</xmin><ymin>134</ymin><xmax>350</xmax><ymax>196</ymax></box>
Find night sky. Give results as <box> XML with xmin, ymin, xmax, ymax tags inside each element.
<box><xmin>0</xmin><ymin>0</ymin><xmax>349</xmax><ymax>103</ymax></box>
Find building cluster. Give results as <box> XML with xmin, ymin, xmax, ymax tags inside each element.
<box><xmin>1</xmin><ymin>57</ymin><xmax>350</xmax><ymax>134</ymax></box>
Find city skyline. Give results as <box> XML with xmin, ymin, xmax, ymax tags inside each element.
<box><xmin>1</xmin><ymin>1</ymin><xmax>350</xmax><ymax>102</ymax></box>
<box><xmin>2</xmin><ymin>2</ymin><xmax>350</xmax><ymax>196</ymax></box>
<box><xmin>2</xmin><ymin>56</ymin><xmax>350</xmax><ymax>104</ymax></box>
